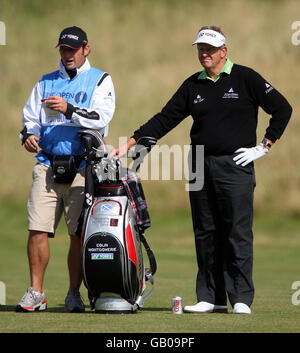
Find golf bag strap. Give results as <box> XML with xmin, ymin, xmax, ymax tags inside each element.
<box><xmin>134</xmin><ymin>231</ymin><xmax>156</xmax><ymax>309</ymax></box>
<box><xmin>135</xmin><ymin>271</ymin><xmax>154</xmax><ymax>309</ymax></box>
<box><xmin>139</xmin><ymin>231</ymin><xmax>157</xmax><ymax>276</ymax></box>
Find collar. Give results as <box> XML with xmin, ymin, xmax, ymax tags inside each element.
<box><xmin>59</xmin><ymin>58</ymin><xmax>91</xmax><ymax>79</ymax></box>
<box><xmin>198</xmin><ymin>58</ymin><xmax>233</xmax><ymax>82</ymax></box>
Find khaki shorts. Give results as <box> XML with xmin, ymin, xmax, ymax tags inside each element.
<box><xmin>27</xmin><ymin>163</ymin><xmax>85</xmax><ymax>237</ymax></box>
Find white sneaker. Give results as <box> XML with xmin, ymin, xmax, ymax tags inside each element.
<box><xmin>16</xmin><ymin>287</ymin><xmax>47</xmax><ymax>312</ymax></box>
<box><xmin>184</xmin><ymin>301</ymin><xmax>227</xmax><ymax>313</ymax></box>
<box><xmin>233</xmin><ymin>302</ymin><xmax>251</xmax><ymax>314</ymax></box>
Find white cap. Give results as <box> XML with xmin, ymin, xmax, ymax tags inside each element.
<box><xmin>192</xmin><ymin>29</ymin><xmax>226</xmax><ymax>47</ymax></box>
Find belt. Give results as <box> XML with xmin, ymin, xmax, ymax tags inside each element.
<box><xmin>41</xmin><ymin>151</ymin><xmax>84</xmax><ymax>168</ymax></box>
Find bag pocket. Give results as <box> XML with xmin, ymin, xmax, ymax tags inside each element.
<box><xmin>52</xmin><ymin>155</ymin><xmax>77</xmax><ymax>184</ymax></box>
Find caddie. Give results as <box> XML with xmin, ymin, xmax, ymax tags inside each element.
<box><xmin>17</xmin><ymin>26</ymin><xmax>115</xmax><ymax>312</ymax></box>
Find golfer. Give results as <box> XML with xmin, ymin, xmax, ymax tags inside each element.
<box><xmin>17</xmin><ymin>26</ymin><xmax>115</xmax><ymax>312</ymax></box>
<box><xmin>111</xmin><ymin>26</ymin><xmax>292</xmax><ymax>314</ymax></box>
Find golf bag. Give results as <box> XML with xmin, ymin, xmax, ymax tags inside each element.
<box><xmin>77</xmin><ymin>130</ymin><xmax>157</xmax><ymax>313</ymax></box>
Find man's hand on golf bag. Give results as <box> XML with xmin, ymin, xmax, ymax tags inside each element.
<box><xmin>109</xmin><ymin>137</ymin><xmax>137</xmax><ymax>159</ymax></box>
<box><xmin>110</xmin><ymin>136</ymin><xmax>157</xmax><ymax>173</ymax></box>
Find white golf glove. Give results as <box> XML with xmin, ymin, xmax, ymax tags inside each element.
<box><xmin>233</xmin><ymin>143</ymin><xmax>269</xmax><ymax>167</ymax></box>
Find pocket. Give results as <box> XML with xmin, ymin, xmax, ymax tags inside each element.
<box><xmin>230</xmin><ymin>153</ymin><xmax>254</xmax><ymax>174</ymax></box>
<box><xmin>32</xmin><ymin>163</ymin><xmax>45</xmax><ymax>180</ymax></box>
<box><xmin>235</xmin><ymin>161</ymin><xmax>256</xmax><ymax>187</ymax></box>
<box><xmin>250</xmin><ymin>165</ymin><xmax>256</xmax><ymax>187</ymax></box>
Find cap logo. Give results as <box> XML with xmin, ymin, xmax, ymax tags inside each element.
<box><xmin>61</xmin><ymin>34</ymin><xmax>79</xmax><ymax>41</ymax></box>
<box><xmin>192</xmin><ymin>29</ymin><xmax>226</xmax><ymax>47</ymax></box>
<box><xmin>199</xmin><ymin>32</ymin><xmax>216</xmax><ymax>38</ymax></box>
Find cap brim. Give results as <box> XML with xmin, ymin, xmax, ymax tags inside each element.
<box><xmin>56</xmin><ymin>42</ymin><xmax>83</xmax><ymax>49</ymax></box>
<box><xmin>192</xmin><ymin>38</ymin><xmax>224</xmax><ymax>47</ymax></box>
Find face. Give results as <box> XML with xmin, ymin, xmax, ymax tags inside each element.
<box><xmin>197</xmin><ymin>43</ymin><xmax>227</xmax><ymax>71</ymax></box>
<box><xmin>59</xmin><ymin>44</ymin><xmax>90</xmax><ymax>70</ymax></box>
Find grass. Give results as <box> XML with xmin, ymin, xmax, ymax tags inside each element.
<box><xmin>1</xmin><ymin>201</ymin><xmax>300</xmax><ymax>333</ymax></box>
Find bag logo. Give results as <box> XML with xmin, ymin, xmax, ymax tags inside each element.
<box><xmin>101</xmin><ymin>204</ymin><xmax>112</xmax><ymax>211</ymax></box>
<box><xmin>57</xmin><ymin>166</ymin><xmax>66</xmax><ymax>174</ymax></box>
<box><xmin>91</xmin><ymin>253</ymin><xmax>114</xmax><ymax>260</ymax></box>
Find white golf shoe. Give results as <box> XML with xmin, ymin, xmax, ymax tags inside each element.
<box><xmin>233</xmin><ymin>302</ymin><xmax>251</xmax><ymax>314</ymax></box>
<box><xmin>184</xmin><ymin>301</ymin><xmax>227</xmax><ymax>313</ymax></box>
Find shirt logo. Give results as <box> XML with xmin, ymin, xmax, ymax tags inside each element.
<box><xmin>193</xmin><ymin>94</ymin><xmax>205</xmax><ymax>104</ymax></box>
<box><xmin>222</xmin><ymin>88</ymin><xmax>239</xmax><ymax>99</ymax></box>
<box><xmin>75</xmin><ymin>91</ymin><xmax>87</xmax><ymax>104</ymax></box>
<box><xmin>265</xmin><ymin>82</ymin><xmax>274</xmax><ymax>94</ymax></box>
<box><xmin>45</xmin><ymin>91</ymin><xmax>87</xmax><ymax>104</ymax></box>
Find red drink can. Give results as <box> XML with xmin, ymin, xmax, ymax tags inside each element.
<box><xmin>172</xmin><ymin>296</ymin><xmax>183</xmax><ymax>314</ymax></box>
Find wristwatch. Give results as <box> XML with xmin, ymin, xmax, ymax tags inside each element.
<box><xmin>261</xmin><ymin>139</ymin><xmax>272</xmax><ymax>148</ymax></box>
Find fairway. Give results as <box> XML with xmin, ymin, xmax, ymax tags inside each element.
<box><xmin>1</xmin><ymin>203</ymin><xmax>300</xmax><ymax>333</ymax></box>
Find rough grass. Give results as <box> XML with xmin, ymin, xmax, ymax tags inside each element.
<box><xmin>1</xmin><ymin>0</ymin><xmax>300</xmax><ymax>215</ymax></box>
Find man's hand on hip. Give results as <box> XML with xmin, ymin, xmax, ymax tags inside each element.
<box><xmin>233</xmin><ymin>144</ymin><xmax>269</xmax><ymax>167</ymax></box>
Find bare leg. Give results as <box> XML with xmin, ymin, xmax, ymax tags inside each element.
<box><xmin>27</xmin><ymin>230</ymin><xmax>50</xmax><ymax>292</ymax></box>
<box><xmin>68</xmin><ymin>234</ymin><xmax>82</xmax><ymax>291</ymax></box>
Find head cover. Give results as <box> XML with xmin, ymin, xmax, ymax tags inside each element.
<box><xmin>56</xmin><ymin>26</ymin><xmax>88</xmax><ymax>49</ymax></box>
<box><xmin>78</xmin><ymin>129</ymin><xmax>108</xmax><ymax>160</ymax></box>
<box><xmin>192</xmin><ymin>29</ymin><xmax>226</xmax><ymax>47</ymax></box>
